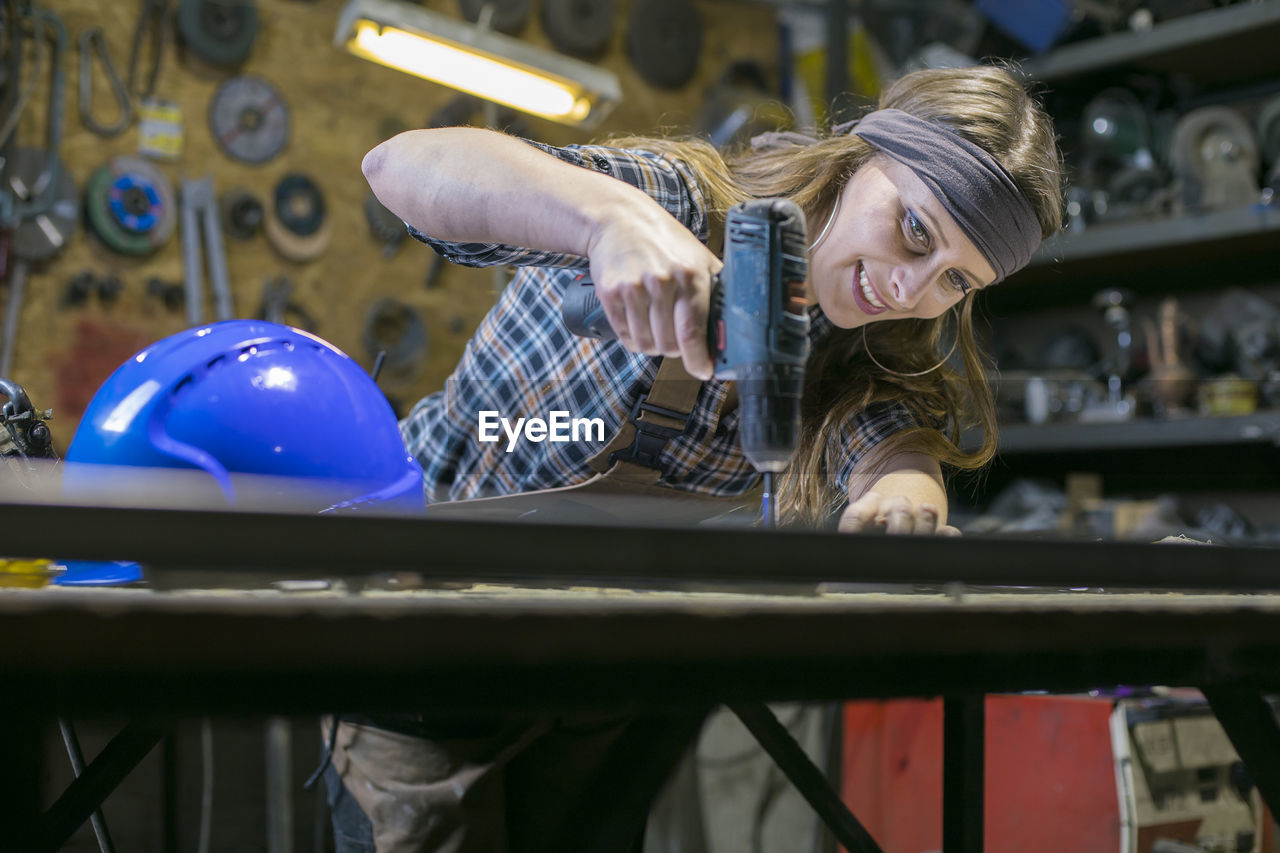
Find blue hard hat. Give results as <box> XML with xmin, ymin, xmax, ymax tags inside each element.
<box><xmin>64</xmin><ymin>320</ymin><xmax>425</xmax><ymax>514</ymax></box>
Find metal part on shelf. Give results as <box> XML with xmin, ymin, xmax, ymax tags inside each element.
<box><xmin>208</xmin><ymin>75</ymin><xmax>289</xmax><ymax>164</ymax></box>
<box><xmin>1170</xmin><ymin>105</ymin><xmax>1259</xmax><ymax>213</ymax></box>
<box><xmin>180</xmin><ymin>176</ymin><xmax>235</xmax><ymax>325</ymax></box>
<box><xmin>1078</xmin><ymin>88</ymin><xmax>1168</xmax><ymax>225</ymax></box>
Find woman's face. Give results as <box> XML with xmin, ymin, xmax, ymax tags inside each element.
<box><xmin>808</xmin><ymin>154</ymin><xmax>998</xmax><ymax>329</ymax></box>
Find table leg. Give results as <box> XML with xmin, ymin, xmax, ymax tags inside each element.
<box><xmin>1202</xmin><ymin>686</ymin><xmax>1280</xmax><ymax>820</ymax></box>
<box><xmin>943</xmin><ymin>695</ymin><xmax>984</xmax><ymax>853</ymax></box>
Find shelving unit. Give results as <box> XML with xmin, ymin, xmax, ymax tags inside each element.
<box><xmin>1022</xmin><ymin>1</ymin><xmax>1280</xmax><ymax>85</ymax></box>
<box><xmin>993</xmin><ymin>411</ymin><xmax>1280</xmax><ymax>454</ymax></box>
<box><xmin>967</xmin><ymin>3</ymin><xmax>1280</xmax><ymax>517</ymax></box>
<box><xmin>1029</xmin><ymin>202</ymin><xmax>1280</xmax><ymax>268</ymax></box>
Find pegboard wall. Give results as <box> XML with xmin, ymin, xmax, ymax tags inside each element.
<box><xmin>10</xmin><ymin>0</ymin><xmax>779</xmax><ymax>453</ymax></box>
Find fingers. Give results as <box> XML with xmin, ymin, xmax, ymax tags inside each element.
<box><xmin>598</xmin><ymin>268</ymin><xmax>715</xmax><ymax>379</ymax></box>
<box><xmin>838</xmin><ymin>493</ymin><xmax>956</xmax><ymax>537</ymax></box>
<box><xmin>675</xmin><ymin>270</ymin><xmax>713</xmax><ymax>380</ymax></box>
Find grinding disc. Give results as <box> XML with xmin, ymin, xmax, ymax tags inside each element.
<box><xmin>626</xmin><ymin>0</ymin><xmax>701</xmax><ymax>89</ymax></box>
<box><xmin>85</xmin><ymin>155</ymin><xmax>175</xmax><ymax>256</ymax></box>
<box><xmin>1170</xmin><ymin>106</ymin><xmax>1259</xmax><ymax>211</ymax></box>
<box><xmin>5</xmin><ymin>148</ymin><xmax>79</xmax><ymax>263</ymax></box>
<box><xmin>209</xmin><ymin>75</ymin><xmax>289</xmax><ymax>164</ymax></box>
<box><xmin>457</xmin><ymin>0</ymin><xmax>531</xmax><ymax>35</ymax></box>
<box><xmin>272</xmin><ymin>173</ymin><xmax>325</xmax><ymax>237</ymax></box>
<box><xmin>220</xmin><ymin>188</ymin><xmax>264</xmax><ymax>239</ymax></box>
<box><xmin>362</xmin><ymin>297</ymin><xmax>428</xmax><ymax>380</ymax></box>
<box><xmin>178</xmin><ymin>0</ymin><xmax>259</xmax><ymax>67</ymax></box>
<box><xmin>264</xmin><ymin>173</ymin><xmax>331</xmax><ymax>262</ymax></box>
<box><xmin>542</xmin><ymin>0</ymin><xmax>614</xmax><ymax>58</ymax></box>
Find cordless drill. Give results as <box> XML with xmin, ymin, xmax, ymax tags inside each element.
<box><xmin>561</xmin><ymin>198</ymin><xmax>810</xmax><ymax>527</ymax></box>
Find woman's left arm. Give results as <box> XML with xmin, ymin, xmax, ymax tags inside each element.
<box><xmin>837</xmin><ymin>451</ymin><xmax>961</xmax><ymax>536</ymax></box>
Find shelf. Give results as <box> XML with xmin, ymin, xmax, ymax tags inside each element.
<box><xmin>990</xmin><ymin>411</ymin><xmax>1280</xmax><ymax>455</ymax></box>
<box><xmin>1028</xmin><ymin>203</ymin><xmax>1280</xmax><ymax>268</ymax></box>
<box><xmin>1022</xmin><ymin>1</ymin><xmax>1280</xmax><ymax>85</ymax></box>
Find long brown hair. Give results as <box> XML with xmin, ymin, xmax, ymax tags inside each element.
<box><xmin>613</xmin><ymin>65</ymin><xmax>1064</xmax><ymax>525</ymax></box>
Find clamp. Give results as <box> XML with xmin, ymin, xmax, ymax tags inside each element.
<box><xmin>180</xmin><ymin>176</ymin><xmax>235</xmax><ymax>325</ymax></box>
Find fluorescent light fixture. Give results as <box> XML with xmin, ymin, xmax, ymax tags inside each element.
<box><xmin>335</xmin><ymin>0</ymin><xmax>621</xmax><ymax>128</ymax></box>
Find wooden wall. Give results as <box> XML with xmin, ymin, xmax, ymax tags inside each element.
<box><xmin>13</xmin><ymin>0</ymin><xmax>778</xmax><ymax>451</ymax></box>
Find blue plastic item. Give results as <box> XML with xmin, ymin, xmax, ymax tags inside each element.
<box><xmin>975</xmin><ymin>0</ymin><xmax>1075</xmax><ymax>54</ymax></box>
<box><xmin>55</xmin><ymin>560</ymin><xmax>145</xmax><ymax>586</ymax></box>
<box><xmin>60</xmin><ymin>321</ymin><xmax>425</xmax><ymax>583</ymax></box>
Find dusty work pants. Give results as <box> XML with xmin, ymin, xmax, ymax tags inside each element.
<box><xmin>322</xmin><ymin>710</ymin><xmax>708</xmax><ymax>853</ymax></box>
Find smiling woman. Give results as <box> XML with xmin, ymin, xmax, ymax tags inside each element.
<box><xmin>348</xmin><ymin>61</ymin><xmax>1065</xmax><ymax>853</ymax></box>
<box><xmin>617</xmin><ymin>64</ymin><xmax>1064</xmax><ymax>527</ymax></box>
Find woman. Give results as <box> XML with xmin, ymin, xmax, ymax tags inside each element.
<box><xmin>331</xmin><ymin>64</ymin><xmax>1064</xmax><ymax>851</ymax></box>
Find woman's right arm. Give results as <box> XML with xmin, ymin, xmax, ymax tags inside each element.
<box><xmin>362</xmin><ymin>127</ymin><xmax>720</xmax><ymax>379</ymax></box>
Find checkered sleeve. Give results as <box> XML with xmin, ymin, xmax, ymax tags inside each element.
<box><xmin>829</xmin><ymin>400</ymin><xmax>922</xmax><ymax>497</ymax></box>
<box><xmin>405</xmin><ymin>139</ymin><xmax>708</xmax><ymax>268</ymax></box>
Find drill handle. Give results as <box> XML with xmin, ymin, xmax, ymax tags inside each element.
<box><xmin>562</xmin><ymin>277</ymin><xmax>615</xmax><ymax>340</ymax></box>
<box><xmin>562</xmin><ymin>275</ymin><xmax>724</xmax><ymax>349</ymax></box>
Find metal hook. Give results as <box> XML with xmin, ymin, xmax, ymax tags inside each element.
<box><xmin>127</xmin><ymin>0</ymin><xmax>169</xmax><ymax>100</ymax></box>
<box><xmin>78</xmin><ymin>27</ymin><xmax>133</xmax><ymax>136</ymax></box>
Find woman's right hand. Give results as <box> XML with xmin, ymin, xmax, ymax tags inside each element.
<box><xmin>585</xmin><ymin>210</ymin><xmax>721</xmax><ymax>381</ymax></box>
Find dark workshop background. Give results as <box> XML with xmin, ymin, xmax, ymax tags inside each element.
<box><xmin>16</xmin><ymin>0</ymin><xmax>777</xmax><ymax>450</ymax></box>
<box><xmin>16</xmin><ymin>0</ymin><xmax>1280</xmax><ymax>849</ymax></box>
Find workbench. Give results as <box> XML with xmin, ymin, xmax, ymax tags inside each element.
<box><xmin>4</xmin><ymin>500</ymin><xmax>1280</xmax><ymax>852</ymax></box>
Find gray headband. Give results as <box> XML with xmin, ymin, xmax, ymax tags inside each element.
<box><xmin>846</xmin><ymin>109</ymin><xmax>1041</xmax><ymax>282</ymax></box>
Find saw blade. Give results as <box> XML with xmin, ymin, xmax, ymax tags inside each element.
<box><xmin>209</xmin><ymin>74</ymin><xmax>289</xmax><ymax>164</ymax></box>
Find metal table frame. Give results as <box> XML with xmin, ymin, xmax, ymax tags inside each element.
<box><xmin>5</xmin><ymin>501</ymin><xmax>1280</xmax><ymax>852</ymax></box>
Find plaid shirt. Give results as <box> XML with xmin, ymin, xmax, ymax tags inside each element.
<box><xmin>400</xmin><ymin>140</ymin><xmax>917</xmax><ymax>504</ymax></box>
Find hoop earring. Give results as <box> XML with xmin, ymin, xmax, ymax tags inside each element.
<box><xmin>861</xmin><ymin>307</ymin><xmax>961</xmax><ymax>377</ymax></box>
<box><xmin>808</xmin><ymin>193</ymin><xmax>842</xmax><ymax>252</ymax></box>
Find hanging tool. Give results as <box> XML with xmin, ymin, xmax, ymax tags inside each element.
<box><xmin>127</xmin><ymin>0</ymin><xmax>169</xmax><ymax>102</ymax></box>
<box><xmin>1</xmin><ymin>8</ymin><xmax>75</xmax><ymax>380</ymax></box>
<box><xmin>563</xmin><ymin>199</ymin><xmax>809</xmax><ymax>528</ymax></box>
<box><xmin>0</xmin><ymin>378</ymin><xmax>55</xmax><ymax>462</ymax></box>
<box><xmin>177</xmin><ymin>0</ymin><xmax>259</xmax><ymax>67</ymax></box>
<box><xmin>180</xmin><ymin>176</ymin><xmax>234</xmax><ymax>325</ymax></box>
<box><xmin>220</xmin><ymin>187</ymin><xmax>263</xmax><ymax>239</ymax></box>
<box><xmin>264</xmin><ymin>172</ymin><xmax>331</xmax><ymax>262</ymax></box>
<box><xmin>209</xmin><ymin>74</ymin><xmax>289</xmax><ymax>164</ymax></box>
<box><xmin>361</xmin><ymin>298</ymin><xmax>427</xmax><ymax>383</ymax></box>
<box><xmin>78</xmin><ymin>27</ymin><xmax>132</xmax><ymax>136</ymax></box>
<box><xmin>542</xmin><ymin>0</ymin><xmax>613</xmax><ymax>58</ymax></box>
<box><xmin>626</xmin><ymin>0</ymin><xmax>702</xmax><ymax>89</ymax></box>
<box><xmin>256</xmin><ymin>276</ymin><xmax>316</xmax><ymax>331</ymax></box>
<box><xmin>85</xmin><ymin>155</ymin><xmax>176</xmax><ymax>255</ymax></box>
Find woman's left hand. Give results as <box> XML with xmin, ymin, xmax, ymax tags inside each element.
<box><xmin>837</xmin><ymin>491</ymin><xmax>961</xmax><ymax>536</ymax></box>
